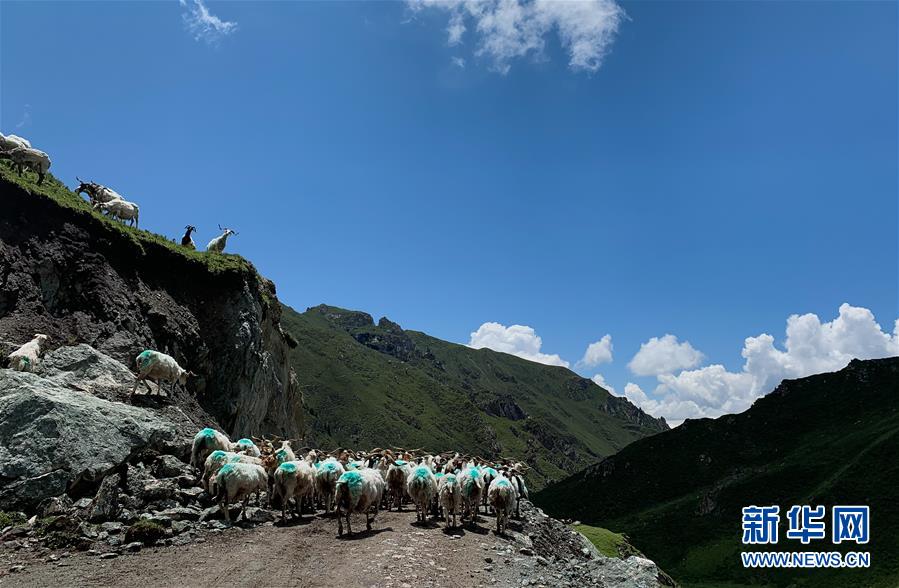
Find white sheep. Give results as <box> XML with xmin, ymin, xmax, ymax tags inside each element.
<box><xmin>272</xmin><ymin>460</ymin><xmax>316</xmax><ymax>521</ymax></box>
<box><xmin>437</xmin><ymin>472</ymin><xmax>461</xmax><ymax>529</ymax></box>
<box><xmin>488</xmin><ymin>473</ymin><xmax>518</xmax><ymax>535</ymax></box>
<box><xmin>385</xmin><ymin>459</ymin><xmax>412</xmax><ymax>511</ymax></box>
<box><xmin>95</xmin><ymin>198</ymin><xmax>139</xmax><ymax>227</ymax></box>
<box><xmin>480</xmin><ymin>465</ymin><xmax>498</xmax><ymax>513</ymax></box>
<box><xmin>0</xmin><ymin>133</ymin><xmax>30</xmax><ymax>151</ymax></box>
<box><xmin>214</xmin><ymin>462</ymin><xmax>268</xmax><ymax>524</ymax></box>
<box><xmin>207</xmin><ymin>225</ymin><xmax>236</xmax><ymax>253</ymax></box>
<box><xmin>202</xmin><ymin>450</ymin><xmax>262</xmax><ymax>493</ymax></box>
<box><xmin>314</xmin><ymin>457</ymin><xmax>346</xmax><ymax>514</ymax></box>
<box><xmin>6</xmin><ymin>333</ymin><xmax>48</xmax><ymax>372</ymax></box>
<box><xmin>2</xmin><ymin>146</ymin><xmax>51</xmax><ymax>185</ymax></box>
<box><xmin>131</xmin><ymin>349</ymin><xmax>193</xmax><ymax>399</ymax></box>
<box><xmin>190</xmin><ymin>427</ymin><xmax>232</xmax><ymax>470</ymax></box>
<box><xmin>335</xmin><ymin>468</ymin><xmax>385</xmax><ymax>537</ymax></box>
<box><xmin>458</xmin><ymin>465</ymin><xmax>484</xmax><ymax>527</ymax></box>
<box><xmin>232</xmin><ymin>438</ymin><xmax>261</xmax><ymax>457</ymax></box>
<box><xmin>406</xmin><ymin>464</ymin><xmax>437</xmax><ymax>523</ymax></box>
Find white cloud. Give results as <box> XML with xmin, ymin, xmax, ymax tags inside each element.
<box><xmin>180</xmin><ymin>0</ymin><xmax>238</xmax><ymax>45</ymax></box>
<box><xmin>622</xmin><ymin>304</ymin><xmax>899</xmax><ymax>425</ymax></box>
<box><xmin>591</xmin><ymin>373</ymin><xmax>615</xmax><ymax>395</ymax></box>
<box><xmin>468</xmin><ymin>322</ymin><xmax>569</xmax><ymax>367</ymax></box>
<box><xmin>451</xmin><ymin>56</ymin><xmax>466</xmax><ymax>68</ymax></box>
<box><xmin>628</xmin><ymin>334</ymin><xmax>705</xmax><ymax>376</ymax></box>
<box><xmin>580</xmin><ymin>334</ymin><xmax>613</xmax><ymax>367</ymax></box>
<box><xmin>407</xmin><ymin>0</ymin><xmax>625</xmax><ymax>74</ymax></box>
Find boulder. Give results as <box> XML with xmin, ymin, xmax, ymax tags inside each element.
<box><xmin>88</xmin><ymin>473</ymin><xmax>120</xmax><ymax>522</ymax></box>
<box><xmin>0</xmin><ymin>358</ymin><xmax>176</xmax><ymax>510</ymax></box>
<box><xmin>153</xmin><ymin>455</ymin><xmax>192</xmax><ymax>479</ymax></box>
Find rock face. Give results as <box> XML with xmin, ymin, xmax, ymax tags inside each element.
<box><xmin>0</xmin><ymin>367</ymin><xmax>176</xmax><ymax>510</ymax></box>
<box><xmin>0</xmin><ymin>175</ymin><xmax>303</xmax><ymax>438</ymax></box>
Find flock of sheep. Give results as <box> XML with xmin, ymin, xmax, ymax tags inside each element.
<box><xmin>1</xmin><ymin>131</ymin><xmax>238</xmax><ymax>253</ymax></box>
<box><xmin>5</xmin><ymin>341</ymin><xmax>533</xmax><ymax>539</ymax></box>
<box><xmin>190</xmin><ymin>428</ymin><xmax>530</xmax><ymax>537</ymax></box>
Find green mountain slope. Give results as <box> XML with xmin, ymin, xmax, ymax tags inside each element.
<box><xmin>281</xmin><ymin>304</ymin><xmax>668</xmax><ymax>490</ymax></box>
<box><xmin>534</xmin><ymin>357</ymin><xmax>899</xmax><ymax>587</ymax></box>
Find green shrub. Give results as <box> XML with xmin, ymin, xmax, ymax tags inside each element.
<box><xmin>125</xmin><ymin>519</ymin><xmax>166</xmax><ymax>545</ymax></box>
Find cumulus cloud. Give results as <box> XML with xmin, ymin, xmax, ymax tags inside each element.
<box><xmin>580</xmin><ymin>334</ymin><xmax>613</xmax><ymax>367</ymax></box>
<box><xmin>180</xmin><ymin>0</ymin><xmax>238</xmax><ymax>45</ymax></box>
<box><xmin>627</xmin><ymin>334</ymin><xmax>705</xmax><ymax>376</ymax></box>
<box><xmin>407</xmin><ymin>0</ymin><xmax>625</xmax><ymax>74</ymax></box>
<box><xmin>468</xmin><ymin>322</ymin><xmax>569</xmax><ymax>367</ymax></box>
<box><xmin>624</xmin><ymin>304</ymin><xmax>899</xmax><ymax>426</ymax></box>
<box><xmin>591</xmin><ymin>373</ymin><xmax>615</xmax><ymax>395</ymax></box>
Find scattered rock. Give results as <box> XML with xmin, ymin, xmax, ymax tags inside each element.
<box><xmin>153</xmin><ymin>455</ymin><xmax>192</xmax><ymax>479</ymax></box>
<box><xmin>99</xmin><ymin>552</ymin><xmax>118</xmax><ymax>560</ymax></box>
<box><xmin>124</xmin><ymin>541</ymin><xmax>143</xmax><ymax>552</ymax></box>
<box><xmin>519</xmin><ymin>548</ymin><xmax>534</xmax><ymax>556</ymax></box>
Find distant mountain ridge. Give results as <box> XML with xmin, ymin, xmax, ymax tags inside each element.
<box><xmin>282</xmin><ymin>303</ymin><xmax>668</xmax><ymax>490</ymax></box>
<box><xmin>534</xmin><ymin>357</ymin><xmax>899</xmax><ymax>587</ymax></box>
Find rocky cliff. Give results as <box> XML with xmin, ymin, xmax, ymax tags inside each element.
<box><xmin>0</xmin><ymin>170</ymin><xmax>303</xmax><ymax>439</ymax></box>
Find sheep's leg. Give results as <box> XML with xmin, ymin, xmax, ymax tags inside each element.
<box><xmin>345</xmin><ymin>512</ymin><xmax>352</xmax><ymax>535</ymax></box>
<box><xmin>239</xmin><ymin>496</ymin><xmax>249</xmax><ymax>521</ymax></box>
<box><xmin>221</xmin><ymin>499</ymin><xmax>231</xmax><ymax>524</ymax></box>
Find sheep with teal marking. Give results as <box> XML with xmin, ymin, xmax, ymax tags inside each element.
<box><xmin>272</xmin><ymin>460</ymin><xmax>316</xmax><ymax>522</ymax></box>
<box><xmin>335</xmin><ymin>468</ymin><xmax>385</xmax><ymax>537</ymax></box>
<box><xmin>315</xmin><ymin>457</ymin><xmax>346</xmax><ymax>515</ymax></box>
<box><xmin>190</xmin><ymin>427</ymin><xmax>232</xmax><ymax>470</ymax></box>
<box><xmin>131</xmin><ymin>349</ymin><xmax>195</xmax><ymax>400</ymax></box>
<box><xmin>480</xmin><ymin>464</ymin><xmax>499</xmax><ymax>513</ymax></box>
<box><xmin>458</xmin><ymin>464</ymin><xmax>484</xmax><ymax>527</ymax></box>
<box><xmin>214</xmin><ymin>462</ymin><xmax>268</xmax><ymax>524</ymax></box>
<box><xmin>233</xmin><ymin>438</ymin><xmax>261</xmax><ymax>458</ymax></box>
<box><xmin>406</xmin><ymin>463</ymin><xmax>438</xmax><ymax>523</ymax></box>
<box><xmin>6</xmin><ymin>333</ymin><xmax>48</xmax><ymax>372</ymax></box>
<box><xmin>437</xmin><ymin>472</ymin><xmax>461</xmax><ymax>529</ymax></box>
<box><xmin>488</xmin><ymin>472</ymin><xmax>518</xmax><ymax>535</ymax></box>
<box><xmin>202</xmin><ymin>450</ymin><xmax>262</xmax><ymax>493</ymax></box>
<box><xmin>385</xmin><ymin>459</ymin><xmax>412</xmax><ymax>512</ymax></box>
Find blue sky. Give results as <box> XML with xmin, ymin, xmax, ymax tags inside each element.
<box><xmin>2</xmin><ymin>1</ymin><xmax>896</xmax><ymax>424</ymax></box>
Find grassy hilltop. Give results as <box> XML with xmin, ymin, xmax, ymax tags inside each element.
<box><xmin>282</xmin><ymin>304</ymin><xmax>668</xmax><ymax>490</ymax></box>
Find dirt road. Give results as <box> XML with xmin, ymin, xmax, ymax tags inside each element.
<box><xmin>1</xmin><ymin>509</ymin><xmax>539</xmax><ymax>588</ymax></box>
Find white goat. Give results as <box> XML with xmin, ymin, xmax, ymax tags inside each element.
<box><xmin>335</xmin><ymin>468</ymin><xmax>385</xmax><ymax>537</ymax></box>
<box><xmin>437</xmin><ymin>472</ymin><xmax>461</xmax><ymax>529</ymax></box>
<box><xmin>214</xmin><ymin>462</ymin><xmax>268</xmax><ymax>524</ymax></box>
<box><xmin>385</xmin><ymin>459</ymin><xmax>412</xmax><ymax>511</ymax></box>
<box><xmin>272</xmin><ymin>460</ymin><xmax>316</xmax><ymax>521</ymax></box>
<box><xmin>207</xmin><ymin>225</ymin><xmax>236</xmax><ymax>253</ymax></box>
<box><xmin>458</xmin><ymin>465</ymin><xmax>484</xmax><ymax>526</ymax></box>
<box><xmin>406</xmin><ymin>464</ymin><xmax>437</xmax><ymax>523</ymax></box>
<box><xmin>132</xmin><ymin>349</ymin><xmax>193</xmax><ymax>398</ymax></box>
<box><xmin>6</xmin><ymin>333</ymin><xmax>48</xmax><ymax>372</ymax></box>
<box><xmin>202</xmin><ymin>450</ymin><xmax>262</xmax><ymax>493</ymax></box>
<box><xmin>232</xmin><ymin>438</ymin><xmax>261</xmax><ymax>457</ymax></box>
<box><xmin>314</xmin><ymin>457</ymin><xmax>345</xmax><ymax>514</ymax></box>
<box><xmin>95</xmin><ymin>198</ymin><xmax>139</xmax><ymax>227</ymax></box>
<box><xmin>74</xmin><ymin>178</ymin><xmax>124</xmax><ymax>206</ymax></box>
<box><xmin>190</xmin><ymin>427</ymin><xmax>232</xmax><ymax>470</ymax></box>
<box><xmin>0</xmin><ymin>133</ymin><xmax>30</xmax><ymax>151</ymax></box>
<box><xmin>2</xmin><ymin>146</ymin><xmax>51</xmax><ymax>185</ymax></box>
<box><xmin>488</xmin><ymin>474</ymin><xmax>518</xmax><ymax>535</ymax></box>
